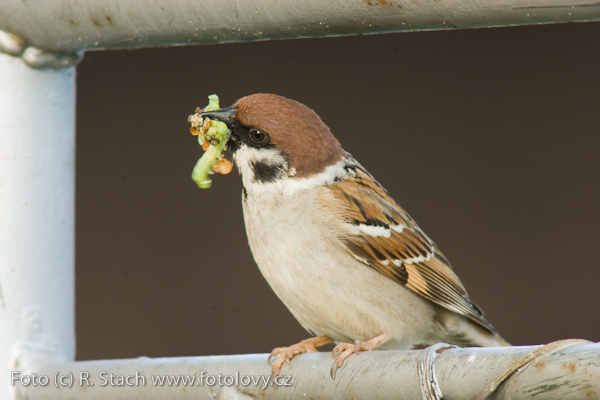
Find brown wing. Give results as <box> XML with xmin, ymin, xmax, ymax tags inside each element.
<box><xmin>330</xmin><ymin>159</ymin><xmax>496</xmax><ymax>332</ymax></box>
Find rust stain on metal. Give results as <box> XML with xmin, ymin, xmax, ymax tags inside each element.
<box><xmin>365</xmin><ymin>0</ymin><xmax>402</xmax><ymax>8</ymax></box>
<box><xmin>583</xmin><ymin>366</ymin><xmax>598</xmax><ymax>379</ymax></box>
<box><xmin>90</xmin><ymin>13</ymin><xmax>114</xmax><ymax>28</ymax></box>
<box><xmin>534</xmin><ymin>361</ymin><xmax>546</xmax><ymax>369</ymax></box>
<box><xmin>563</xmin><ymin>362</ymin><xmax>577</xmax><ymax>373</ymax></box>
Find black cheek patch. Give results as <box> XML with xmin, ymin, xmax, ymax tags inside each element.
<box><xmin>250</xmin><ymin>160</ymin><xmax>286</xmax><ymax>184</ymax></box>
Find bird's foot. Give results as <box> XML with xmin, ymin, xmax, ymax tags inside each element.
<box><xmin>268</xmin><ymin>335</ymin><xmax>333</xmax><ymax>377</ymax></box>
<box><xmin>330</xmin><ymin>332</ymin><xmax>392</xmax><ymax>378</ymax></box>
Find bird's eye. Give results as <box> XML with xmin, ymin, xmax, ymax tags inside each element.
<box><xmin>248</xmin><ymin>128</ymin><xmax>270</xmax><ymax>147</ymax></box>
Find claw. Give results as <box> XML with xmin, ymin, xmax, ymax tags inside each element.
<box><xmin>270</xmin><ymin>362</ymin><xmax>281</xmax><ymax>381</ymax></box>
<box><xmin>329</xmin><ymin>342</ymin><xmax>357</xmax><ymax>379</ymax></box>
<box><xmin>331</xmin><ymin>344</ymin><xmax>342</xmax><ymax>358</ymax></box>
<box><xmin>267</xmin><ymin>335</ymin><xmax>333</xmax><ymax>378</ymax></box>
<box><xmin>329</xmin><ymin>333</ymin><xmax>393</xmax><ymax>379</ymax></box>
<box><xmin>330</xmin><ymin>360</ymin><xmax>339</xmax><ymax>379</ymax></box>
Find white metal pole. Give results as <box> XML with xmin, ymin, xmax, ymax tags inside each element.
<box><xmin>1</xmin><ymin>0</ymin><xmax>600</xmax><ymax>53</ymax></box>
<box><xmin>17</xmin><ymin>343</ymin><xmax>600</xmax><ymax>400</ymax></box>
<box><xmin>0</xmin><ymin>52</ymin><xmax>76</xmax><ymax>399</ymax></box>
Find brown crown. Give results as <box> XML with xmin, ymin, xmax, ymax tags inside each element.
<box><xmin>235</xmin><ymin>94</ymin><xmax>344</xmax><ymax>178</ymax></box>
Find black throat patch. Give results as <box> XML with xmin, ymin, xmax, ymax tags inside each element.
<box><xmin>250</xmin><ymin>159</ymin><xmax>287</xmax><ymax>184</ymax></box>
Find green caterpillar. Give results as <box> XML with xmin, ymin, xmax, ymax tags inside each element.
<box><xmin>189</xmin><ymin>94</ymin><xmax>232</xmax><ymax>189</ymax></box>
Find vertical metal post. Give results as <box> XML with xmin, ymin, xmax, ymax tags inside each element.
<box><xmin>0</xmin><ymin>53</ymin><xmax>76</xmax><ymax>399</ymax></box>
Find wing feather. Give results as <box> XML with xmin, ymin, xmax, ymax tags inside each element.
<box><xmin>330</xmin><ymin>160</ymin><xmax>496</xmax><ymax>332</ymax></box>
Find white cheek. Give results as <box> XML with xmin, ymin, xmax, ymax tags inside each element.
<box><xmin>232</xmin><ymin>144</ymin><xmax>288</xmax><ymax>187</ymax></box>
<box><xmin>234</xmin><ymin>152</ymin><xmax>351</xmax><ymax>197</ymax></box>
<box><xmin>232</xmin><ymin>144</ymin><xmax>255</xmax><ymax>178</ymax></box>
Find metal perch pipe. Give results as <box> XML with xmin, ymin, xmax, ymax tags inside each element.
<box><xmin>0</xmin><ymin>0</ymin><xmax>600</xmax><ymax>55</ymax></box>
<box><xmin>16</xmin><ymin>343</ymin><xmax>600</xmax><ymax>400</ymax></box>
<box><xmin>1</xmin><ymin>1</ymin><xmax>599</xmax><ymax>399</ymax></box>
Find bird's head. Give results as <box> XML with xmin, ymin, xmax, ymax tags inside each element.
<box><xmin>199</xmin><ymin>94</ymin><xmax>345</xmax><ymax>189</ymax></box>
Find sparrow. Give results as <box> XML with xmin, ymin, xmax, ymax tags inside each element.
<box><xmin>197</xmin><ymin>93</ymin><xmax>509</xmax><ymax>377</ymax></box>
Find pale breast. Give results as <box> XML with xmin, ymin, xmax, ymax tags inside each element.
<box><xmin>241</xmin><ymin>187</ymin><xmax>438</xmax><ymax>344</ymax></box>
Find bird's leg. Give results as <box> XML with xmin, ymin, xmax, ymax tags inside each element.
<box><xmin>269</xmin><ymin>335</ymin><xmax>333</xmax><ymax>377</ymax></box>
<box><xmin>331</xmin><ymin>332</ymin><xmax>392</xmax><ymax>377</ymax></box>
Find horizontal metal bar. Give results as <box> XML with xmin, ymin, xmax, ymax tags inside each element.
<box><xmin>0</xmin><ymin>0</ymin><xmax>599</xmax><ymax>53</ymax></box>
<box><xmin>16</xmin><ymin>343</ymin><xmax>600</xmax><ymax>399</ymax></box>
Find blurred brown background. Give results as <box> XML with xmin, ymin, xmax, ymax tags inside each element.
<box><xmin>75</xmin><ymin>22</ymin><xmax>599</xmax><ymax>361</ymax></box>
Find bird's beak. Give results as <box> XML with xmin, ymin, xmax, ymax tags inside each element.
<box><xmin>200</xmin><ymin>106</ymin><xmax>241</xmax><ymax>149</ymax></box>
<box><xmin>198</xmin><ymin>107</ymin><xmax>237</xmax><ymax>126</ymax></box>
